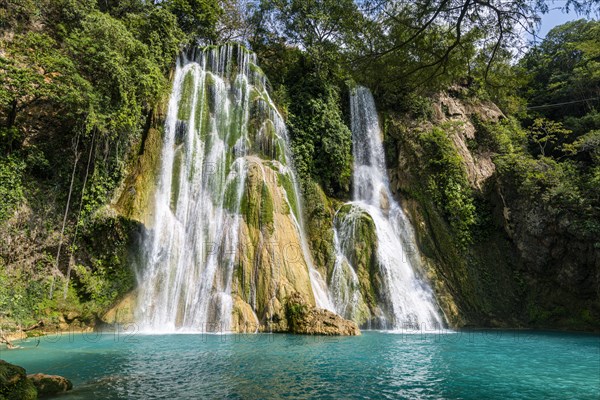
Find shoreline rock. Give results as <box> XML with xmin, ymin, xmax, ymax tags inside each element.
<box><xmin>27</xmin><ymin>374</ymin><xmax>73</xmax><ymax>397</ymax></box>
<box><xmin>285</xmin><ymin>292</ymin><xmax>361</xmax><ymax>336</ymax></box>
<box><xmin>0</xmin><ymin>360</ymin><xmax>37</xmax><ymax>400</ymax></box>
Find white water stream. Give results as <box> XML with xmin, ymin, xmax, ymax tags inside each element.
<box><xmin>329</xmin><ymin>86</ymin><xmax>444</xmax><ymax>330</ymax></box>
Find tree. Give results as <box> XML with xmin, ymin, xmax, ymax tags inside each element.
<box><xmin>65</xmin><ymin>11</ymin><xmax>165</xmax><ymax>135</ymax></box>
<box><xmin>216</xmin><ymin>0</ymin><xmax>255</xmax><ymax>42</ymax></box>
<box><xmin>249</xmin><ymin>1</ymin><xmax>357</xmax><ymax>196</ymax></box>
<box><xmin>165</xmin><ymin>0</ymin><xmax>222</xmax><ymax>42</ymax></box>
<box><xmin>0</xmin><ymin>32</ymin><xmax>90</xmax><ymax>130</ymax></box>
<box><xmin>520</xmin><ymin>19</ymin><xmax>600</xmax><ymax>130</ymax></box>
<box><xmin>251</xmin><ymin>0</ymin><xmax>365</xmax><ymax>66</ymax></box>
<box><xmin>123</xmin><ymin>6</ymin><xmax>186</xmax><ymax>73</ymax></box>
<box><xmin>353</xmin><ymin>0</ymin><xmax>599</xmax><ymax>84</ymax></box>
<box><xmin>528</xmin><ymin>118</ymin><xmax>572</xmax><ymax>157</ymax></box>
<box><xmin>288</xmin><ymin>82</ymin><xmax>353</xmax><ymax>196</ymax></box>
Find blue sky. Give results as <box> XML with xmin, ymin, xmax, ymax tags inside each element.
<box><xmin>534</xmin><ymin>2</ymin><xmax>597</xmax><ymax>39</ymax></box>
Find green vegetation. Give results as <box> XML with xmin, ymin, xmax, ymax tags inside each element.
<box><xmin>494</xmin><ymin>20</ymin><xmax>600</xmax><ymax>245</ymax></box>
<box><xmin>0</xmin><ymin>0</ymin><xmax>220</xmax><ymax>329</ymax></box>
<box><xmin>287</xmin><ymin>81</ymin><xmax>353</xmax><ymax>196</ymax></box>
<box><xmin>420</xmin><ymin>126</ymin><xmax>477</xmax><ymax>247</ymax></box>
<box><xmin>0</xmin><ymin>0</ymin><xmax>599</xmax><ymax>334</ymax></box>
<box><xmin>250</xmin><ymin>1</ymin><xmax>356</xmax><ymax>197</ymax></box>
<box><xmin>259</xmin><ymin>181</ymin><xmax>274</xmax><ymax>232</ymax></box>
<box><xmin>0</xmin><ymin>155</ymin><xmax>24</xmax><ymax>222</ymax></box>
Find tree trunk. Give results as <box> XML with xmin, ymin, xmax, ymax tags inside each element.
<box><xmin>6</xmin><ymin>100</ymin><xmax>17</xmax><ymax>128</ymax></box>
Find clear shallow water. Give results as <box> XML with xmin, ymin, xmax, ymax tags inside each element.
<box><xmin>1</xmin><ymin>331</ymin><xmax>598</xmax><ymax>399</ymax></box>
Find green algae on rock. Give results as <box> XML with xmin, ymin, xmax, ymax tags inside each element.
<box><xmin>0</xmin><ymin>360</ymin><xmax>37</xmax><ymax>400</ymax></box>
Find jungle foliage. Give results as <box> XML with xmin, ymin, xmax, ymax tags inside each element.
<box><xmin>0</xmin><ymin>0</ymin><xmax>599</xmax><ymax>329</ymax></box>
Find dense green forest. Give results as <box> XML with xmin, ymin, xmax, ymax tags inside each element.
<box><xmin>0</xmin><ymin>0</ymin><xmax>599</xmax><ymax>331</ymax></box>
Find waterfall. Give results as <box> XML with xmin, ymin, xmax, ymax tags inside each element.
<box><xmin>329</xmin><ymin>86</ymin><xmax>444</xmax><ymax>330</ymax></box>
<box><xmin>135</xmin><ymin>45</ymin><xmax>332</xmax><ymax>333</ymax></box>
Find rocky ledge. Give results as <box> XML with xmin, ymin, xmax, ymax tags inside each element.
<box><xmin>285</xmin><ymin>292</ymin><xmax>361</xmax><ymax>336</ymax></box>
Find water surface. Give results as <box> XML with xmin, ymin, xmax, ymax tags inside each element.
<box><xmin>2</xmin><ymin>330</ymin><xmax>598</xmax><ymax>399</ymax></box>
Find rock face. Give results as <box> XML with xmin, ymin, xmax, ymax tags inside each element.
<box><xmin>385</xmin><ymin>91</ymin><xmax>524</xmax><ymax>328</ymax></box>
<box><xmin>27</xmin><ymin>374</ymin><xmax>73</xmax><ymax>397</ymax></box>
<box><xmin>385</xmin><ymin>89</ymin><xmax>600</xmax><ymax>330</ymax></box>
<box><xmin>432</xmin><ymin>91</ymin><xmax>504</xmax><ymax>190</ymax></box>
<box><xmin>116</xmin><ymin>118</ymin><xmax>165</xmax><ymax>227</ymax></box>
<box><xmin>285</xmin><ymin>292</ymin><xmax>360</xmax><ymax>336</ymax></box>
<box><xmin>101</xmin><ymin>290</ymin><xmax>138</xmax><ymax>325</ymax></box>
<box><xmin>0</xmin><ymin>360</ymin><xmax>37</xmax><ymax>400</ymax></box>
<box><xmin>231</xmin><ymin>157</ymin><xmax>317</xmax><ymax>332</ymax></box>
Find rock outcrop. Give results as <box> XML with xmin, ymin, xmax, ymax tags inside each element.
<box><xmin>101</xmin><ymin>290</ymin><xmax>138</xmax><ymax>326</ymax></box>
<box><xmin>431</xmin><ymin>91</ymin><xmax>504</xmax><ymax>190</ymax></box>
<box><xmin>385</xmin><ymin>91</ymin><xmax>523</xmax><ymax>328</ymax></box>
<box><xmin>331</xmin><ymin>204</ymin><xmax>383</xmax><ymax>326</ymax></box>
<box><xmin>285</xmin><ymin>292</ymin><xmax>360</xmax><ymax>335</ymax></box>
<box><xmin>232</xmin><ymin>157</ymin><xmax>317</xmax><ymax>332</ymax></box>
<box><xmin>385</xmin><ymin>88</ymin><xmax>600</xmax><ymax>330</ymax></box>
<box><xmin>0</xmin><ymin>360</ymin><xmax>37</xmax><ymax>400</ymax></box>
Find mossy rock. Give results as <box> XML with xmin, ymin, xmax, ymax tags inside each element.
<box><xmin>177</xmin><ymin>70</ymin><xmax>196</xmax><ymax>121</ymax></box>
<box><xmin>302</xmin><ymin>180</ymin><xmax>336</xmax><ymax>277</ymax></box>
<box><xmin>27</xmin><ymin>374</ymin><xmax>72</xmax><ymax>397</ymax></box>
<box><xmin>0</xmin><ymin>360</ymin><xmax>37</xmax><ymax>400</ymax></box>
<box><xmin>277</xmin><ymin>172</ymin><xmax>299</xmax><ymax>219</ymax></box>
<box><xmin>284</xmin><ymin>292</ymin><xmax>360</xmax><ymax>336</ymax></box>
<box><xmin>334</xmin><ymin>204</ymin><xmax>383</xmax><ymax>324</ymax></box>
<box><xmin>259</xmin><ymin>182</ymin><xmax>274</xmax><ymax>233</ymax></box>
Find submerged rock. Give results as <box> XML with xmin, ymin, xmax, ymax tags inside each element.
<box><xmin>27</xmin><ymin>373</ymin><xmax>73</xmax><ymax>397</ymax></box>
<box><xmin>285</xmin><ymin>292</ymin><xmax>360</xmax><ymax>336</ymax></box>
<box><xmin>0</xmin><ymin>360</ymin><xmax>37</xmax><ymax>400</ymax></box>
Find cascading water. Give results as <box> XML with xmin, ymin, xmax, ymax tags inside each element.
<box><xmin>329</xmin><ymin>86</ymin><xmax>444</xmax><ymax>330</ymax></box>
<box><xmin>136</xmin><ymin>45</ymin><xmax>332</xmax><ymax>333</ymax></box>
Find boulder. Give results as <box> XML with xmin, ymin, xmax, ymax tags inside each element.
<box><xmin>0</xmin><ymin>360</ymin><xmax>37</xmax><ymax>400</ymax></box>
<box><xmin>285</xmin><ymin>292</ymin><xmax>360</xmax><ymax>336</ymax></box>
<box><xmin>27</xmin><ymin>373</ymin><xmax>73</xmax><ymax>397</ymax></box>
<box><xmin>64</xmin><ymin>311</ymin><xmax>80</xmax><ymax>323</ymax></box>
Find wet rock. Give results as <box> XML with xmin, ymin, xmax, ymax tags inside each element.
<box><xmin>27</xmin><ymin>373</ymin><xmax>73</xmax><ymax>397</ymax></box>
<box><xmin>101</xmin><ymin>291</ymin><xmax>138</xmax><ymax>325</ymax></box>
<box><xmin>285</xmin><ymin>292</ymin><xmax>360</xmax><ymax>336</ymax></box>
<box><xmin>174</xmin><ymin>120</ymin><xmax>188</xmax><ymax>145</ymax></box>
<box><xmin>0</xmin><ymin>360</ymin><xmax>37</xmax><ymax>400</ymax></box>
<box><xmin>379</xmin><ymin>189</ymin><xmax>390</xmax><ymax>212</ymax></box>
<box><xmin>232</xmin><ymin>156</ymin><xmax>317</xmax><ymax>332</ymax></box>
<box><xmin>64</xmin><ymin>311</ymin><xmax>80</xmax><ymax>323</ymax></box>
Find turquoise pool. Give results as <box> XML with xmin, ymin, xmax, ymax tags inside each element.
<box><xmin>1</xmin><ymin>330</ymin><xmax>598</xmax><ymax>399</ymax></box>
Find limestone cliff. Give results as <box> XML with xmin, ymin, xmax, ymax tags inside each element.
<box><xmin>231</xmin><ymin>156</ymin><xmax>316</xmax><ymax>332</ymax></box>
<box><xmin>383</xmin><ymin>88</ymin><xmax>600</xmax><ymax>330</ymax></box>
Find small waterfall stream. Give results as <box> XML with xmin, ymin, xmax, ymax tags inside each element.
<box><xmin>330</xmin><ymin>86</ymin><xmax>444</xmax><ymax>330</ymax></box>
<box><xmin>136</xmin><ymin>45</ymin><xmax>332</xmax><ymax>333</ymax></box>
